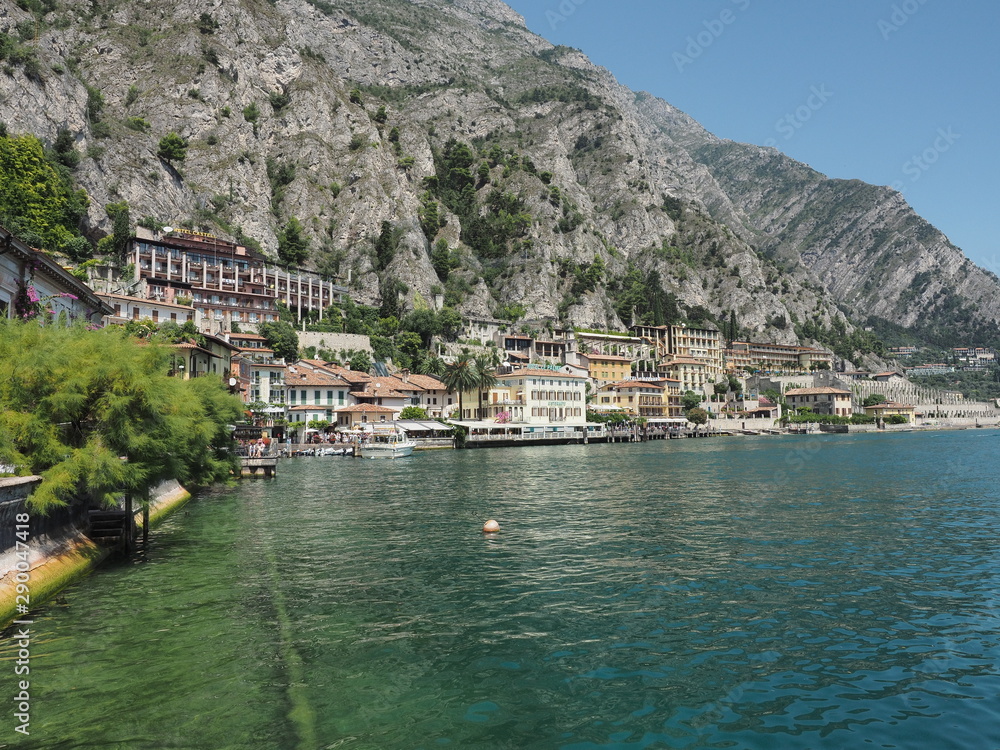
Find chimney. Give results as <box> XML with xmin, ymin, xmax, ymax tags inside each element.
<box><xmin>401</xmin><ymin>368</ymin><xmax>410</xmax><ymax>384</ymax></box>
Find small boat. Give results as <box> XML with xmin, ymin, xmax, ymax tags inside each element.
<box><xmin>357</xmin><ymin>425</ymin><xmax>416</xmax><ymax>459</ymax></box>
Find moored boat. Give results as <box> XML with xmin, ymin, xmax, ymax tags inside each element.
<box><xmin>357</xmin><ymin>425</ymin><xmax>416</xmax><ymax>459</ymax></box>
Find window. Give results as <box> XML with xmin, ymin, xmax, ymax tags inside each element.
<box><xmin>314</xmin><ymin>390</ymin><xmax>321</xmax><ymax>403</ymax></box>
<box><xmin>327</xmin><ymin>390</ymin><xmax>333</xmax><ymax>404</ymax></box>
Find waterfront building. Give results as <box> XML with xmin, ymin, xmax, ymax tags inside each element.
<box><xmin>394</xmin><ymin>370</ymin><xmax>453</xmax><ymax>419</ymax></box>
<box><xmin>864</xmin><ymin>401</ymin><xmax>916</xmax><ymax>424</ymax></box>
<box><xmin>284</xmin><ymin>364</ymin><xmax>352</xmax><ymax>438</ymax></box>
<box><xmin>477</xmin><ymin>367</ymin><xmax>588</xmax><ymax>425</ymax></box>
<box><xmin>597</xmin><ymin>380</ymin><xmax>670</xmax><ymax>419</ymax></box>
<box><xmin>579</xmin><ymin>352</ymin><xmax>634</xmax><ymax>390</ymax></box>
<box><xmin>784</xmin><ymin>386</ymin><xmax>854</xmax><ymax>417</ymax></box>
<box><xmin>724</xmin><ymin>341</ymin><xmax>833</xmax><ymax>373</ymax></box>
<box><xmin>333</xmin><ymin>402</ymin><xmax>398</xmax><ymax>430</ymax></box>
<box><xmin>125</xmin><ymin>226</ymin><xmax>348</xmax><ymax>333</ymax></box>
<box><xmin>888</xmin><ymin>346</ymin><xmax>918</xmax><ymax>357</ymax></box>
<box><xmin>0</xmin><ymin>225</ymin><xmax>112</xmax><ymax>324</ymax></box>
<box><xmin>658</xmin><ymin>356</ymin><xmax>712</xmax><ymax>395</ymax></box>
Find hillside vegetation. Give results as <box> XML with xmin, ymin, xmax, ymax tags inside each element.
<box><xmin>1</xmin><ymin>0</ymin><xmax>997</xmax><ymax>352</ymax></box>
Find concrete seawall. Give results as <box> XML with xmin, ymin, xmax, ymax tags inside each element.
<box><xmin>0</xmin><ymin>479</ymin><xmax>192</xmax><ymax>629</ymax></box>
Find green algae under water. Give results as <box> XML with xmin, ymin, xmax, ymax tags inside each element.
<box><xmin>4</xmin><ymin>430</ymin><xmax>1000</xmax><ymax>749</ymax></box>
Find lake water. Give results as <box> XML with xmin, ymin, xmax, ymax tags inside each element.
<box><xmin>4</xmin><ymin>429</ymin><xmax>1000</xmax><ymax>749</ymax></box>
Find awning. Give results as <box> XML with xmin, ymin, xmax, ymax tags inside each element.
<box><xmin>395</xmin><ymin>420</ymin><xmax>455</xmax><ymax>432</ymax></box>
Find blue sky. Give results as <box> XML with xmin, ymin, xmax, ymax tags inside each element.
<box><xmin>504</xmin><ymin>0</ymin><xmax>999</xmax><ymax>274</ymax></box>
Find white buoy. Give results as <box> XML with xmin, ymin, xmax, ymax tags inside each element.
<box><xmin>483</xmin><ymin>519</ymin><xmax>500</xmax><ymax>533</ymax></box>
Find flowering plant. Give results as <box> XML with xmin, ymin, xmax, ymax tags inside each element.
<box><xmin>13</xmin><ymin>282</ymin><xmax>41</xmax><ymax>320</ymax></box>
<box><xmin>12</xmin><ymin>281</ymin><xmax>78</xmax><ymax>321</ymax></box>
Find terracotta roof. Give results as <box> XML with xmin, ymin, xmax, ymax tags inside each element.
<box><xmin>229</xmin><ymin>333</ymin><xmax>268</xmax><ymax>342</ymax></box>
<box><xmin>402</xmin><ymin>374</ymin><xmax>447</xmax><ymax>390</ymax></box>
<box><xmin>283</xmin><ymin>367</ymin><xmax>351</xmax><ymax>387</ymax></box>
<box><xmin>605</xmin><ymin>380</ymin><xmax>663</xmax><ymax>390</ymax></box>
<box><xmin>335</xmin><ymin>403</ymin><xmax>397</xmax><ymax>413</ymax></box>
<box><xmin>323</xmin><ymin>364</ymin><xmax>373</xmax><ymax>383</ymax></box>
<box><xmin>784</xmin><ymin>387</ymin><xmax>852</xmax><ymax>396</ymax></box>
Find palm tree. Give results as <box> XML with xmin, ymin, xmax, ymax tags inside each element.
<box><xmin>472</xmin><ymin>352</ymin><xmax>498</xmax><ymax>419</ymax></box>
<box><xmin>442</xmin><ymin>355</ymin><xmax>477</xmax><ymax>420</ymax></box>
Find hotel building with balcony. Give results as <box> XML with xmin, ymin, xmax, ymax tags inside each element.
<box><xmin>126</xmin><ymin>227</ymin><xmax>348</xmax><ymax>333</ymax></box>
<box><xmin>478</xmin><ymin>367</ymin><xmax>588</xmax><ymax>425</ymax></box>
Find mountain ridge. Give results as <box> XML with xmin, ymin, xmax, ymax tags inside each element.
<box><xmin>0</xmin><ymin>0</ymin><xmax>996</xmax><ymax>351</ymax></box>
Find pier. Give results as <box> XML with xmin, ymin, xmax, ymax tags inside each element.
<box><xmin>240</xmin><ymin>456</ymin><xmax>278</xmax><ymax>477</ymax></box>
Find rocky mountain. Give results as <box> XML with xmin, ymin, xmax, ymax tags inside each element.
<box><xmin>1</xmin><ymin>0</ymin><xmax>997</xmax><ymax>351</ymax></box>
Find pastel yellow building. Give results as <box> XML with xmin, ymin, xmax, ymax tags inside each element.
<box><xmin>579</xmin><ymin>352</ymin><xmax>633</xmax><ymax>390</ymax></box>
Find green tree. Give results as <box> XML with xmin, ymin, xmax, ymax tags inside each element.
<box><xmin>0</xmin><ymin>321</ymin><xmax>242</xmax><ymax>511</ymax></box>
<box><xmin>687</xmin><ymin>407</ymin><xmax>709</xmax><ymax>425</ymax></box>
<box><xmin>257</xmin><ymin>320</ymin><xmax>299</xmax><ymax>361</ymax></box>
<box><xmin>681</xmin><ymin>390</ymin><xmax>703</xmax><ymax>413</ymax></box>
<box><xmin>52</xmin><ymin>127</ymin><xmax>80</xmax><ymax>170</ymax></box>
<box><xmin>104</xmin><ymin>200</ymin><xmax>131</xmax><ymax>265</ymax></box>
<box><xmin>402</xmin><ymin>308</ymin><xmax>441</xmax><ymax>349</ymax></box>
<box><xmin>374</xmin><ymin>220</ymin><xmax>401</xmax><ymax>271</ymax></box>
<box><xmin>0</xmin><ymin>132</ymin><xmax>90</xmax><ymax>254</ymax></box>
<box><xmin>157</xmin><ymin>132</ymin><xmax>188</xmax><ymax>163</ymax></box>
<box><xmin>349</xmin><ymin>350</ymin><xmax>371</xmax><ymax>373</ymax></box>
<box><xmin>437</xmin><ymin>306</ymin><xmax>463</xmax><ymax>341</ymax></box>
<box><xmin>396</xmin><ymin>330</ymin><xmax>424</xmax><ymax>360</ymax></box>
<box><xmin>277</xmin><ymin>217</ymin><xmax>310</xmax><ymax>266</ymax></box>
<box><xmin>862</xmin><ymin>394</ymin><xmax>887</xmax><ymax>407</ymax></box>
<box><xmin>442</xmin><ymin>355</ymin><xmax>477</xmax><ymax>420</ymax></box>
<box><xmin>197</xmin><ymin>12</ymin><xmax>219</xmax><ymax>34</ymax></box>
<box><xmin>400</xmin><ymin>406</ymin><xmax>428</xmax><ymax>420</ymax></box>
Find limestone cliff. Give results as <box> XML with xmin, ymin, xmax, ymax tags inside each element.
<box><xmin>0</xmin><ymin>0</ymin><xmax>995</xmax><ymax>350</ymax></box>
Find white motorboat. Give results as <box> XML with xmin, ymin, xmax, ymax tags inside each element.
<box><xmin>357</xmin><ymin>425</ymin><xmax>416</xmax><ymax>459</ymax></box>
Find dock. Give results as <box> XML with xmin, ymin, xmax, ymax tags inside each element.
<box><xmin>241</xmin><ymin>456</ymin><xmax>278</xmax><ymax>477</ymax></box>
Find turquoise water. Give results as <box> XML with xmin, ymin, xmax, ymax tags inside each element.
<box><xmin>4</xmin><ymin>430</ymin><xmax>1000</xmax><ymax>749</ymax></box>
